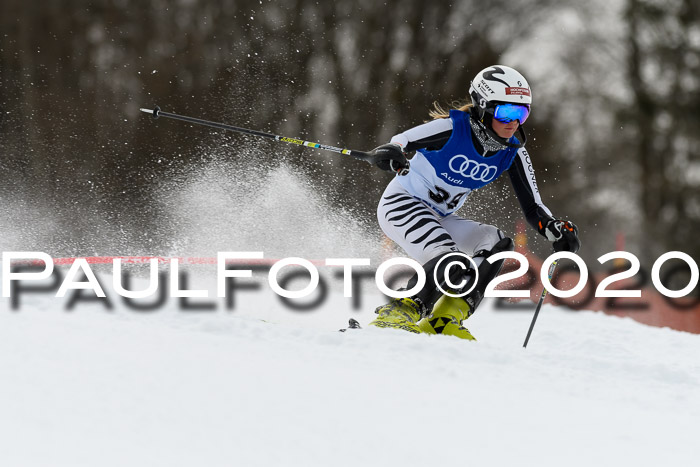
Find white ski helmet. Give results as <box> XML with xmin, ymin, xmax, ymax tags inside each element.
<box><xmin>469</xmin><ymin>65</ymin><xmax>532</xmax><ymax>123</ymax></box>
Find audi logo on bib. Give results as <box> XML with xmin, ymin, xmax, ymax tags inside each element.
<box><xmin>448</xmin><ymin>155</ymin><xmax>498</xmax><ymax>182</ymax></box>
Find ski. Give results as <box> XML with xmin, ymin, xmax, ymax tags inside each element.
<box><xmin>339</xmin><ymin>318</ymin><xmax>362</xmax><ymax>332</ymax></box>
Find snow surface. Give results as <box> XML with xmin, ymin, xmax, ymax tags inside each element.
<box><xmin>2</xmin><ymin>160</ymin><xmax>698</xmax><ymax>466</ymax></box>
<box><xmin>1</xmin><ymin>271</ymin><xmax>699</xmax><ymax>467</ymax></box>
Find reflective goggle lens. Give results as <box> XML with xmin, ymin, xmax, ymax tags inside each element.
<box><xmin>493</xmin><ymin>104</ymin><xmax>530</xmax><ymax>124</ymax></box>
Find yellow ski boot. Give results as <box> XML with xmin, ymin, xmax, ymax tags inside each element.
<box><xmin>418</xmin><ymin>295</ymin><xmax>476</xmax><ymax>340</ymax></box>
<box><xmin>368</xmin><ymin>298</ymin><xmax>423</xmax><ymax>334</ymax></box>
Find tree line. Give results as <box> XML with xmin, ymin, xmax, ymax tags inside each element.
<box><xmin>0</xmin><ymin>0</ymin><xmax>698</xmax><ymax>270</ymax></box>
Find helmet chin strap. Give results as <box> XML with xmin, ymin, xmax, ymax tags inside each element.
<box><xmin>469</xmin><ymin>113</ymin><xmax>527</xmax><ymax>151</ymax></box>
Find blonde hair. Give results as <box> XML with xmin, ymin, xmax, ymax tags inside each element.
<box><xmin>428</xmin><ymin>100</ymin><xmax>473</xmax><ymax>120</ymax></box>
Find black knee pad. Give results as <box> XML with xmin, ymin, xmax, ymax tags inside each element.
<box><xmin>405</xmin><ymin>237</ymin><xmax>514</xmax><ymax>316</ymax></box>
<box><xmin>467</xmin><ymin>236</ymin><xmax>515</xmax><ymax>312</ymax></box>
<box><xmin>475</xmin><ymin>236</ymin><xmax>515</xmax><ymax>259</ymax></box>
<box><xmin>405</xmin><ymin>251</ymin><xmax>475</xmax><ymax>313</ymax></box>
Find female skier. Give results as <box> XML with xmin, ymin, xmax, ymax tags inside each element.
<box><xmin>367</xmin><ymin>65</ymin><xmax>580</xmax><ymax>339</ymax></box>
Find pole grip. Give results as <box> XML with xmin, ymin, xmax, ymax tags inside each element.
<box><xmin>349</xmin><ymin>150</ymin><xmax>373</xmax><ymax>164</ymax></box>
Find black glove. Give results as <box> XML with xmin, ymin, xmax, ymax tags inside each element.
<box><xmin>370</xmin><ymin>143</ymin><xmax>410</xmax><ymax>175</ymax></box>
<box><xmin>539</xmin><ymin>219</ymin><xmax>581</xmax><ymax>253</ymax></box>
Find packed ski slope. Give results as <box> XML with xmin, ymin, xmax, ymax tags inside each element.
<box><xmin>2</xmin><ymin>163</ymin><xmax>699</xmax><ymax>466</ymax></box>
<box><xmin>1</xmin><ymin>278</ymin><xmax>699</xmax><ymax>467</ymax></box>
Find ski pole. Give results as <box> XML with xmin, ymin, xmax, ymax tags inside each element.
<box><xmin>523</xmin><ymin>258</ymin><xmax>559</xmax><ymax>348</ymax></box>
<box><xmin>140</xmin><ymin>105</ymin><xmax>375</xmax><ymax>164</ymax></box>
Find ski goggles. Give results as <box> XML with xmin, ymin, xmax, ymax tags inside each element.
<box><xmin>492</xmin><ymin>103</ymin><xmax>530</xmax><ymax>124</ymax></box>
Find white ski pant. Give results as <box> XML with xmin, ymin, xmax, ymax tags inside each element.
<box><xmin>377</xmin><ymin>178</ymin><xmax>504</xmax><ymax>265</ymax></box>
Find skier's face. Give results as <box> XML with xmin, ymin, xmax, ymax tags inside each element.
<box><xmin>491</xmin><ymin>118</ymin><xmax>519</xmax><ymax>139</ymax></box>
